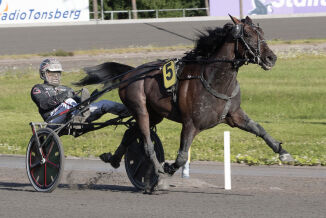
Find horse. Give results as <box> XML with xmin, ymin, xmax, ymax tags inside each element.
<box><xmin>76</xmin><ymin>15</ymin><xmax>294</xmax><ymax>193</ymax></box>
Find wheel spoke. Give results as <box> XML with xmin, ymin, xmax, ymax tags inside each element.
<box><xmin>40</xmin><ymin>135</ymin><xmax>53</xmax><ymax>149</ymax></box>
<box><xmin>30</xmin><ymin>160</ymin><xmax>42</xmax><ymax>169</ymax></box>
<box><xmin>44</xmin><ymin>163</ymin><xmax>47</xmax><ymax>187</ymax></box>
<box><xmin>31</xmin><ymin>165</ymin><xmax>45</xmax><ymax>187</ymax></box>
<box><xmin>46</xmin><ymin>141</ymin><xmax>55</xmax><ymax>160</ymax></box>
<box><xmin>46</xmin><ymin>160</ymin><xmax>59</xmax><ymax>168</ymax></box>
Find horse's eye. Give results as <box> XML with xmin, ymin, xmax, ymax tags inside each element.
<box><xmin>243</xmin><ymin>31</ymin><xmax>249</xmax><ymax>37</ymax></box>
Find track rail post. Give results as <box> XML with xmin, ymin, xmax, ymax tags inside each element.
<box><xmin>224</xmin><ymin>131</ymin><xmax>231</xmax><ymax>190</ymax></box>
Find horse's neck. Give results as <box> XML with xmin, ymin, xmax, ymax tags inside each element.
<box><xmin>204</xmin><ymin>42</ymin><xmax>238</xmax><ymax>90</ymax></box>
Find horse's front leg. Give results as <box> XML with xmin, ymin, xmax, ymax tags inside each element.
<box><xmin>164</xmin><ymin>122</ymin><xmax>198</xmax><ymax>175</ymax></box>
<box><xmin>227</xmin><ymin>108</ymin><xmax>294</xmax><ymax>162</ymax></box>
<box><xmin>134</xmin><ymin>110</ymin><xmax>167</xmax><ymax>193</ymax></box>
<box><xmin>138</xmin><ymin>119</ymin><xmax>164</xmax><ymax>175</ymax></box>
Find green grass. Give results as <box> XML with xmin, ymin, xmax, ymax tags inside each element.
<box><xmin>0</xmin><ymin>54</ymin><xmax>325</xmax><ymax>166</ymax></box>
<box><xmin>0</xmin><ymin>45</ymin><xmax>193</xmax><ymax>60</ymax></box>
<box><xmin>39</xmin><ymin>49</ymin><xmax>74</xmax><ymax>57</ymax></box>
<box><xmin>268</xmin><ymin>38</ymin><xmax>326</xmax><ymax>45</ymax></box>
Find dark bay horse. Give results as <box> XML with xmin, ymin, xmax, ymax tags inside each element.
<box><xmin>77</xmin><ymin>15</ymin><xmax>294</xmax><ymax>192</ymax></box>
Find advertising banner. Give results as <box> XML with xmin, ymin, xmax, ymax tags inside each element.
<box><xmin>0</xmin><ymin>0</ymin><xmax>89</xmax><ymax>24</ymax></box>
<box><xmin>210</xmin><ymin>0</ymin><xmax>326</xmax><ymax>17</ymax></box>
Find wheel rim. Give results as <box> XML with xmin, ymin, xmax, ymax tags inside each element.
<box><xmin>125</xmin><ymin>130</ymin><xmax>164</xmax><ymax>190</ymax></box>
<box><xmin>28</xmin><ymin>133</ymin><xmax>61</xmax><ymax>190</ymax></box>
<box><xmin>125</xmin><ymin>136</ymin><xmax>151</xmax><ymax>189</ymax></box>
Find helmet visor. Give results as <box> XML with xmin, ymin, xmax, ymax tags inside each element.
<box><xmin>47</xmin><ymin>61</ymin><xmax>63</xmax><ymax>72</ymax></box>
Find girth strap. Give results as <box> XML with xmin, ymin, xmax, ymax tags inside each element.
<box><xmin>219</xmin><ymin>83</ymin><xmax>240</xmax><ymax>121</ymax></box>
<box><xmin>200</xmin><ymin>73</ymin><xmax>240</xmax><ymax>121</ymax></box>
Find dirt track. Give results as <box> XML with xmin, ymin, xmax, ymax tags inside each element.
<box><xmin>1</xmin><ymin>155</ymin><xmax>326</xmax><ymax>218</ymax></box>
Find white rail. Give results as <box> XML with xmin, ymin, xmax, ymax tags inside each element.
<box><xmin>90</xmin><ymin>8</ymin><xmax>208</xmax><ymax>20</ymax></box>
<box><xmin>224</xmin><ymin>131</ymin><xmax>231</xmax><ymax>190</ymax></box>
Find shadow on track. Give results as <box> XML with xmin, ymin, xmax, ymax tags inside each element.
<box><xmin>0</xmin><ymin>182</ymin><xmax>254</xmax><ymax>197</ymax></box>
<box><xmin>59</xmin><ymin>183</ymin><xmax>139</xmax><ymax>193</ymax></box>
<box><xmin>0</xmin><ymin>182</ymin><xmax>139</xmax><ymax>193</ymax></box>
<box><xmin>0</xmin><ymin>182</ymin><xmax>36</xmax><ymax>192</ymax></box>
<box><xmin>169</xmin><ymin>189</ymin><xmax>254</xmax><ymax>197</ymax></box>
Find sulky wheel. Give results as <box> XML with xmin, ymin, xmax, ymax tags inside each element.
<box><xmin>124</xmin><ymin>129</ymin><xmax>164</xmax><ymax>190</ymax></box>
<box><xmin>26</xmin><ymin>128</ymin><xmax>64</xmax><ymax>192</ymax></box>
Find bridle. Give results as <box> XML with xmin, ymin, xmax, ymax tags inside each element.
<box><xmin>180</xmin><ymin>22</ymin><xmax>266</xmax><ymax>70</ymax></box>
<box><xmin>232</xmin><ymin>23</ymin><xmax>266</xmax><ymax>66</ymax></box>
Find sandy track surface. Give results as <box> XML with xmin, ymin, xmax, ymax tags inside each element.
<box><xmin>1</xmin><ymin>155</ymin><xmax>326</xmax><ymax>218</ymax></box>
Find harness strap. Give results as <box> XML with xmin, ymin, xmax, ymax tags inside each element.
<box><xmin>199</xmin><ymin>69</ymin><xmax>240</xmax><ymax>122</ymax></box>
<box><xmin>219</xmin><ymin>83</ymin><xmax>240</xmax><ymax>121</ymax></box>
<box><xmin>177</xmin><ymin>63</ymin><xmax>240</xmax><ymax>122</ymax></box>
<box><xmin>201</xmin><ymin>73</ymin><xmax>230</xmax><ymax>100</ymax></box>
<box><xmin>181</xmin><ymin>58</ymin><xmax>247</xmax><ymax>69</ymax></box>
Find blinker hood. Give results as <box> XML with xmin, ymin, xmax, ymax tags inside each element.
<box><xmin>231</xmin><ymin>23</ymin><xmax>243</xmax><ymax>39</ymax></box>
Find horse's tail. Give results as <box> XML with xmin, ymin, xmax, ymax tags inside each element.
<box><xmin>73</xmin><ymin>62</ymin><xmax>135</xmax><ymax>87</ymax></box>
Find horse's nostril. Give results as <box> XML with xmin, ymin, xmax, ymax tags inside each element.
<box><xmin>266</xmin><ymin>55</ymin><xmax>276</xmax><ymax>63</ymax></box>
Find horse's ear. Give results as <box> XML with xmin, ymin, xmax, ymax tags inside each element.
<box><xmin>229</xmin><ymin>14</ymin><xmax>241</xmax><ymax>24</ymax></box>
<box><xmin>244</xmin><ymin>16</ymin><xmax>253</xmax><ymax>25</ymax></box>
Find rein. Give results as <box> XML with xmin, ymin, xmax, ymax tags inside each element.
<box><xmin>47</xmin><ymin>65</ymin><xmax>160</xmax><ymax>123</ymax></box>
<box><xmin>181</xmin><ymin>56</ymin><xmax>247</xmax><ymax>69</ymax></box>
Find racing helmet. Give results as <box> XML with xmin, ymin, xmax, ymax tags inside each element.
<box><xmin>39</xmin><ymin>58</ymin><xmax>63</xmax><ymax>85</ymax></box>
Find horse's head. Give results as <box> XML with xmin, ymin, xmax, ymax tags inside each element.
<box><xmin>229</xmin><ymin>15</ymin><xmax>277</xmax><ymax>70</ymax></box>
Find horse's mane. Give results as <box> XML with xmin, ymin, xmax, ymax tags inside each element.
<box><xmin>184</xmin><ymin>23</ymin><xmax>233</xmax><ymax>59</ymax></box>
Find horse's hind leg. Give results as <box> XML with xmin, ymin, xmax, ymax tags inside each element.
<box><xmin>227</xmin><ymin>108</ymin><xmax>294</xmax><ymax>162</ymax></box>
<box><xmin>100</xmin><ymin>127</ymin><xmax>137</xmax><ymax>168</ymax></box>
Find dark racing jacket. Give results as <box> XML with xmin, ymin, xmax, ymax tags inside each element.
<box><xmin>31</xmin><ymin>83</ymin><xmax>75</xmax><ymax>120</ymax></box>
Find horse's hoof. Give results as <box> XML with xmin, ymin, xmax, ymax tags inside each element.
<box><xmin>99</xmin><ymin>152</ymin><xmax>111</xmax><ymax>163</ymax></box>
<box><xmin>99</xmin><ymin>152</ymin><xmax>120</xmax><ymax>168</ymax></box>
<box><xmin>163</xmin><ymin>162</ymin><xmax>176</xmax><ymax>176</ymax></box>
<box><xmin>143</xmin><ymin>188</ymin><xmax>153</xmax><ymax>195</ymax></box>
<box><xmin>279</xmin><ymin>153</ymin><xmax>294</xmax><ymax>163</ymax></box>
<box><xmin>143</xmin><ymin>185</ymin><xmax>162</xmax><ymax>195</ymax></box>
<box><xmin>156</xmin><ymin>177</ymin><xmax>169</xmax><ymax>191</ymax></box>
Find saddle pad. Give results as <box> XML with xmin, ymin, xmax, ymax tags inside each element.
<box><xmin>162</xmin><ymin>60</ymin><xmax>177</xmax><ymax>89</ymax></box>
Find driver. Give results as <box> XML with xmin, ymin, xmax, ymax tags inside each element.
<box><xmin>31</xmin><ymin>58</ymin><xmax>130</xmax><ymax>124</ymax></box>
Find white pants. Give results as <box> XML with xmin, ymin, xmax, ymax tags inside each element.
<box><xmin>49</xmin><ymin>98</ymin><xmax>129</xmax><ymax>124</ymax></box>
